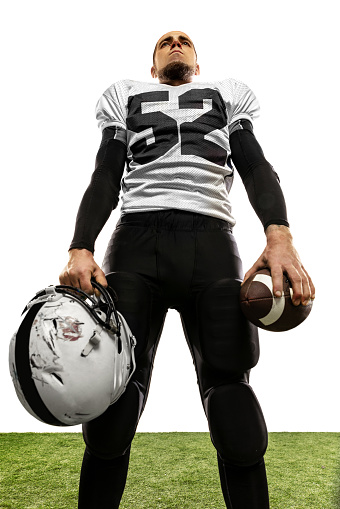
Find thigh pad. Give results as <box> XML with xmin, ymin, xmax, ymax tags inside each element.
<box><xmin>106</xmin><ymin>271</ymin><xmax>153</xmax><ymax>358</ymax></box>
<box><xmin>197</xmin><ymin>278</ymin><xmax>259</xmax><ymax>373</ymax></box>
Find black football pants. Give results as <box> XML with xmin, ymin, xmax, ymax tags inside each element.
<box><xmin>78</xmin><ymin>209</ymin><xmax>269</xmax><ymax>509</ymax></box>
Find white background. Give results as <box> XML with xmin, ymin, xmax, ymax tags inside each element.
<box><xmin>1</xmin><ymin>0</ymin><xmax>338</xmax><ymax>433</ymax></box>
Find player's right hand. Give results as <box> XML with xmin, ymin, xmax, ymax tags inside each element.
<box><xmin>59</xmin><ymin>248</ymin><xmax>108</xmax><ymax>296</ymax></box>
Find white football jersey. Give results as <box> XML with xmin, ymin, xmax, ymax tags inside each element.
<box><xmin>95</xmin><ymin>78</ymin><xmax>260</xmax><ymax>225</ymax></box>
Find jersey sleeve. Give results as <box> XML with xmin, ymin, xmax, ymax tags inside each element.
<box><xmin>96</xmin><ymin>82</ymin><xmax>127</xmax><ymax>134</ymax></box>
<box><xmin>226</xmin><ymin>79</ymin><xmax>260</xmax><ymax>126</ymax></box>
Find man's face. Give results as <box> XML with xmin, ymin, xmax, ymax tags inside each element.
<box><xmin>151</xmin><ymin>31</ymin><xmax>200</xmax><ymax>83</ymax></box>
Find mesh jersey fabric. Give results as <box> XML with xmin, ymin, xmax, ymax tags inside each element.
<box><xmin>95</xmin><ymin>78</ymin><xmax>260</xmax><ymax>225</ymax></box>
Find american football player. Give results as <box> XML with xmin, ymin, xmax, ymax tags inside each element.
<box><xmin>60</xmin><ymin>30</ymin><xmax>315</xmax><ymax>509</ymax></box>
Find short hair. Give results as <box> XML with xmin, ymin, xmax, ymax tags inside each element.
<box><xmin>153</xmin><ymin>38</ymin><xmax>197</xmax><ymax>65</ymax></box>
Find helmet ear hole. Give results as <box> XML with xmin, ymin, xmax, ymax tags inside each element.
<box><xmin>51</xmin><ymin>373</ymin><xmax>64</xmax><ymax>385</ymax></box>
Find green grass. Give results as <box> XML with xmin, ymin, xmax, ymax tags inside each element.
<box><xmin>0</xmin><ymin>433</ymin><xmax>339</xmax><ymax>508</ymax></box>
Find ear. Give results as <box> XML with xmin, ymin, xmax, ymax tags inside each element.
<box><xmin>195</xmin><ymin>63</ymin><xmax>200</xmax><ymax>76</ymax></box>
<box><xmin>151</xmin><ymin>66</ymin><xmax>157</xmax><ymax>78</ymax></box>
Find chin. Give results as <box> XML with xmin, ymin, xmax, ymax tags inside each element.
<box><xmin>158</xmin><ymin>61</ymin><xmax>196</xmax><ymax>82</ymax></box>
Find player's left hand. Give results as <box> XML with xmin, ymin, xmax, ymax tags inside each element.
<box><xmin>242</xmin><ymin>225</ymin><xmax>315</xmax><ymax>306</ymax></box>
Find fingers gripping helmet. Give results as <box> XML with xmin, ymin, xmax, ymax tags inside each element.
<box><xmin>9</xmin><ymin>280</ymin><xmax>136</xmax><ymax>426</ymax></box>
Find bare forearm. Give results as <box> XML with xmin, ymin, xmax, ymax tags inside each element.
<box><xmin>265</xmin><ymin>224</ymin><xmax>292</xmax><ymax>242</ymax></box>
<box><xmin>244</xmin><ymin>223</ymin><xmax>315</xmax><ymax>305</ymax></box>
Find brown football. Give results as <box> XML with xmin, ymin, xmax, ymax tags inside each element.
<box><xmin>239</xmin><ymin>268</ymin><xmax>312</xmax><ymax>332</ymax></box>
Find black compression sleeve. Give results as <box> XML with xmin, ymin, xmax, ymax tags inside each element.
<box><xmin>69</xmin><ymin>127</ymin><xmax>126</xmax><ymax>253</ymax></box>
<box><xmin>229</xmin><ymin>120</ymin><xmax>289</xmax><ymax>230</ymax></box>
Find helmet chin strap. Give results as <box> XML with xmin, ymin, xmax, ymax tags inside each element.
<box><xmin>81</xmin><ymin>324</ymin><xmax>103</xmax><ymax>357</ymax></box>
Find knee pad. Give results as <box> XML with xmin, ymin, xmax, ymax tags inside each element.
<box><xmin>197</xmin><ymin>278</ymin><xmax>259</xmax><ymax>373</ymax></box>
<box><xmin>208</xmin><ymin>382</ymin><xmax>268</xmax><ymax>467</ymax></box>
<box><xmin>83</xmin><ymin>379</ymin><xmax>142</xmax><ymax>460</ymax></box>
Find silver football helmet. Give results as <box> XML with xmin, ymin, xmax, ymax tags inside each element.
<box><xmin>9</xmin><ymin>280</ymin><xmax>136</xmax><ymax>426</ymax></box>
